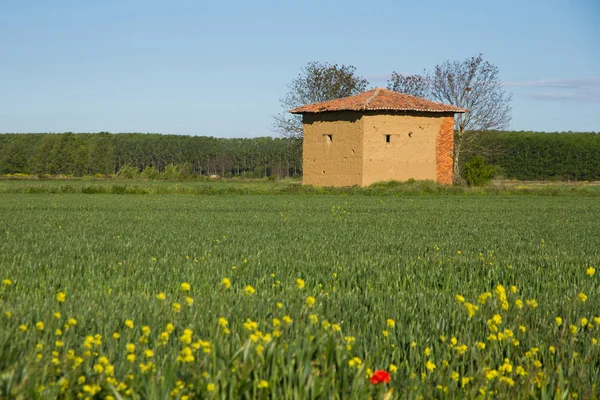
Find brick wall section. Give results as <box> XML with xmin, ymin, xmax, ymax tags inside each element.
<box><xmin>436</xmin><ymin>116</ymin><xmax>454</xmax><ymax>184</ymax></box>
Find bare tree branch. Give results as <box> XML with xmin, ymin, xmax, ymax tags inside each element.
<box><xmin>272</xmin><ymin>62</ymin><xmax>369</xmax><ymax>138</ymax></box>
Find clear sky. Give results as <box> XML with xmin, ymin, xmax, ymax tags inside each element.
<box><xmin>1</xmin><ymin>0</ymin><xmax>599</xmax><ymax>136</ymax></box>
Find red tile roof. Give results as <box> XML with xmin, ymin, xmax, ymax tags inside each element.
<box><xmin>289</xmin><ymin>88</ymin><xmax>466</xmax><ymax>114</ymax></box>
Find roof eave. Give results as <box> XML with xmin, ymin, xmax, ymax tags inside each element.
<box><xmin>289</xmin><ymin>108</ymin><xmax>467</xmax><ymax>114</ymax></box>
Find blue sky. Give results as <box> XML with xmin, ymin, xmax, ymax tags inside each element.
<box><xmin>1</xmin><ymin>0</ymin><xmax>599</xmax><ymax>136</ymax></box>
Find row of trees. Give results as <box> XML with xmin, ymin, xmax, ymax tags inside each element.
<box><xmin>1</xmin><ymin>131</ymin><xmax>598</xmax><ymax>181</ymax></box>
<box><xmin>273</xmin><ymin>56</ymin><xmax>512</xmax><ymax>181</ymax></box>
<box><xmin>470</xmin><ymin>131</ymin><xmax>600</xmax><ymax>181</ymax></box>
<box><xmin>0</xmin><ymin>133</ymin><xmax>302</xmax><ymax>178</ymax></box>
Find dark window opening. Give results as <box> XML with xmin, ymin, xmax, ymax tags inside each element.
<box><xmin>326</xmin><ymin>134</ymin><xmax>333</xmax><ymax>142</ymax></box>
<box><xmin>385</xmin><ymin>135</ymin><xmax>391</xmax><ymax>143</ymax></box>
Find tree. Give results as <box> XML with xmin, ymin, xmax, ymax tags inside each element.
<box><xmin>386</xmin><ymin>72</ymin><xmax>429</xmax><ymax>98</ymax></box>
<box><xmin>387</xmin><ymin>54</ymin><xmax>512</xmax><ymax>182</ymax></box>
<box><xmin>272</xmin><ymin>61</ymin><xmax>369</xmax><ymax>138</ymax></box>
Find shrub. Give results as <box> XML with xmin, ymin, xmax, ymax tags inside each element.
<box><xmin>116</xmin><ymin>165</ymin><xmax>139</xmax><ymax>180</ymax></box>
<box><xmin>141</xmin><ymin>166</ymin><xmax>160</xmax><ymax>180</ymax></box>
<box><xmin>162</xmin><ymin>164</ymin><xmax>181</xmax><ymax>180</ymax></box>
<box><xmin>464</xmin><ymin>156</ymin><xmax>495</xmax><ymax>186</ymax></box>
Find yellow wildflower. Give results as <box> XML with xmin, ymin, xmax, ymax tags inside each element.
<box><xmin>555</xmin><ymin>317</ymin><xmax>563</xmax><ymax>326</ymax></box>
<box><xmin>306</xmin><ymin>296</ymin><xmax>316</xmax><ymax>307</ymax></box>
<box><xmin>425</xmin><ymin>360</ymin><xmax>436</xmax><ymax>372</ymax></box>
<box><xmin>389</xmin><ymin>364</ymin><xmax>398</xmax><ymax>373</ymax></box>
<box><xmin>172</xmin><ymin>302</ymin><xmax>181</xmax><ymax>312</ymax></box>
<box><xmin>36</xmin><ymin>321</ymin><xmax>45</xmax><ymax>331</ymax></box>
<box><xmin>2</xmin><ymin>279</ymin><xmax>13</xmax><ymax>286</ymax></box>
<box><xmin>125</xmin><ymin>319</ymin><xmax>134</xmax><ymax>329</ymax></box>
<box><xmin>309</xmin><ymin>314</ymin><xmax>318</xmax><ymax>324</ymax></box>
<box><xmin>578</xmin><ymin>292</ymin><xmax>587</xmax><ymax>302</ymax></box>
<box><xmin>296</xmin><ymin>278</ymin><xmax>305</xmax><ymax>289</ymax></box>
<box><xmin>180</xmin><ymin>282</ymin><xmax>191</xmax><ymax>291</ymax></box>
<box><xmin>455</xmin><ymin>294</ymin><xmax>465</xmax><ymax>303</ymax></box>
<box><xmin>53</xmin><ymin>312</ymin><xmax>61</xmax><ymax>319</ymax></box>
<box><xmin>586</xmin><ymin>267</ymin><xmax>595</xmax><ymax>277</ymax></box>
<box><xmin>257</xmin><ymin>380</ymin><xmax>269</xmax><ymax>389</ymax></box>
<box><xmin>244</xmin><ymin>285</ymin><xmax>256</xmax><ymax>295</ymax></box>
<box><xmin>56</xmin><ymin>292</ymin><xmax>66</xmax><ymax>303</ymax></box>
<box><xmin>221</xmin><ymin>278</ymin><xmax>231</xmax><ymax>289</ymax></box>
<box><xmin>207</xmin><ymin>383</ymin><xmax>215</xmax><ymax>392</ymax></box>
<box><xmin>386</xmin><ymin>318</ymin><xmax>395</xmax><ymax>328</ymax></box>
<box><xmin>156</xmin><ymin>292</ymin><xmax>166</xmax><ymax>300</ymax></box>
<box><xmin>451</xmin><ymin>371</ymin><xmax>459</xmax><ymax>382</ymax></box>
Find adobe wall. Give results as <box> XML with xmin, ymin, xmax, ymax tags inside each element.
<box><xmin>302</xmin><ymin>112</ymin><xmax>364</xmax><ymax>187</ymax></box>
<box><xmin>361</xmin><ymin>113</ymin><xmax>447</xmax><ymax>186</ymax></box>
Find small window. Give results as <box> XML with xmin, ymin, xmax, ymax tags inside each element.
<box><xmin>385</xmin><ymin>135</ymin><xmax>391</xmax><ymax>143</ymax></box>
<box><xmin>326</xmin><ymin>134</ymin><xmax>333</xmax><ymax>142</ymax></box>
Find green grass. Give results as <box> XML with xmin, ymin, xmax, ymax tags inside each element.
<box><xmin>1</xmin><ymin>187</ymin><xmax>600</xmax><ymax>398</ymax></box>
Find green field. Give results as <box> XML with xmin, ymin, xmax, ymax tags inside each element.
<box><xmin>1</xmin><ymin>185</ymin><xmax>600</xmax><ymax>398</ymax></box>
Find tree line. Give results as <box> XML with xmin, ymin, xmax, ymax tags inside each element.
<box><xmin>0</xmin><ymin>133</ymin><xmax>302</xmax><ymax>178</ymax></box>
<box><xmin>470</xmin><ymin>131</ymin><xmax>600</xmax><ymax>181</ymax></box>
<box><xmin>0</xmin><ymin>131</ymin><xmax>598</xmax><ymax>181</ymax></box>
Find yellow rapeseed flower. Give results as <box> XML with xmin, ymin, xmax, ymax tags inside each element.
<box><xmin>56</xmin><ymin>292</ymin><xmax>66</xmax><ymax>303</ymax></box>
<box><xmin>510</xmin><ymin>285</ymin><xmax>517</xmax><ymax>293</ymax></box>
<box><xmin>257</xmin><ymin>380</ymin><xmax>269</xmax><ymax>389</ymax></box>
<box><xmin>172</xmin><ymin>302</ymin><xmax>181</xmax><ymax>312</ymax></box>
<box><xmin>578</xmin><ymin>292</ymin><xmax>588</xmax><ymax>302</ymax></box>
<box><xmin>387</xmin><ymin>319</ymin><xmax>395</xmax><ymax>328</ymax></box>
<box><xmin>332</xmin><ymin>323</ymin><xmax>341</xmax><ymax>332</ymax></box>
<box><xmin>515</xmin><ymin>299</ymin><xmax>523</xmax><ymax>309</ymax></box>
<box><xmin>145</xmin><ymin>349</ymin><xmax>154</xmax><ymax>358</ymax></box>
<box><xmin>451</xmin><ymin>371</ymin><xmax>459</xmax><ymax>382</ymax></box>
<box><xmin>2</xmin><ymin>278</ymin><xmax>13</xmax><ymax>286</ymax></box>
<box><xmin>455</xmin><ymin>294</ymin><xmax>465</xmax><ymax>303</ymax></box>
<box><xmin>586</xmin><ymin>267</ymin><xmax>595</xmax><ymax>277</ymax></box>
<box><xmin>68</xmin><ymin>317</ymin><xmax>77</xmax><ymax>326</ymax></box>
<box><xmin>476</xmin><ymin>341</ymin><xmax>486</xmax><ymax>350</ymax></box>
<box><xmin>309</xmin><ymin>314</ymin><xmax>318</xmax><ymax>324</ymax></box>
<box><xmin>296</xmin><ymin>278</ymin><xmax>305</xmax><ymax>289</ymax></box>
<box><xmin>555</xmin><ymin>317</ymin><xmax>563</xmax><ymax>326</ymax></box>
<box><xmin>125</xmin><ymin>320</ymin><xmax>134</xmax><ymax>329</ymax></box>
<box><xmin>581</xmin><ymin>317</ymin><xmax>589</xmax><ymax>327</ymax></box>
<box><xmin>113</xmin><ymin>332</ymin><xmax>120</xmax><ymax>339</ymax></box>
<box><xmin>53</xmin><ymin>312</ymin><xmax>61</xmax><ymax>319</ymax></box>
<box><xmin>219</xmin><ymin>317</ymin><xmax>229</xmax><ymax>328</ymax></box>
<box><xmin>464</xmin><ymin>302</ymin><xmax>479</xmax><ymax>318</ymax></box>
<box><xmin>180</xmin><ymin>282</ymin><xmax>191</xmax><ymax>291</ymax></box>
<box><xmin>389</xmin><ymin>364</ymin><xmax>398</xmax><ymax>373</ymax></box>
<box><xmin>36</xmin><ymin>321</ymin><xmax>45</xmax><ymax>331</ymax></box>
<box><xmin>244</xmin><ymin>285</ymin><xmax>256</xmax><ymax>295</ymax></box>
<box><xmin>570</xmin><ymin>325</ymin><xmax>578</xmax><ymax>334</ymax></box>
<box><xmin>156</xmin><ymin>292</ymin><xmax>166</xmax><ymax>300</ymax></box>
<box><xmin>525</xmin><ymin>299</ymin><xmax>538</xmax><ymax>309</ymax></box>
<box><xmin>166</xmin><ymin>323</ymin><xmax>175</xmax><ymax>333</ymax></box>
<box><xmin>306</xmin><ymin>296</ymin><xmax>316</xmax><ymax>307</ymax></box>
<box><xmin>207</xmin><ymin>383</ymin><xmax>215</xmax><ymax>392</ymax></box>
<box><xmin>282</xmin><ymin>315</ymin><xmax>292</xmax><ymax>324</ymax></box>
<box><xmin>126</xmin><ymin>343</ymin><xmax>135</xmax><ymax>353</ymax></box>
<box><xmin>185</xmin><ymin>296</ymin><xmax>194</xmax><ymax>306</ymax></box>
<box><xmin>425</xmin><ymin>360</ymin><xmax>436</xmax><ymax>372</ymax></box>
<box><xmin>276</xmin><ymin>302</ymin><xmax>283</xmax><ymax>309</ymax></box>
<box><xmin>221</xmin><ymin>278</ymin><xmax>231</xmax><ymax>289</ymax></box>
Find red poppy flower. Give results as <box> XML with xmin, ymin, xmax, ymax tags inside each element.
<box><xmin>370</xmin><ymin>370</ymin><xmax>391</xmax><ymax>384</ymax></box>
